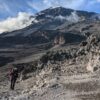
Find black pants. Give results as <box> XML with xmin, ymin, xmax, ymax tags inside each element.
<box><xmin>10</xmin><ymin>78</ymin><xmax>17</xmax><ymax>90</ymax></box>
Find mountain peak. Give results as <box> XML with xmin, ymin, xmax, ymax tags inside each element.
<box><xmin>49</xmin><ymin>6</ymin><xmax>70</xmax><ymax>10</ymax></box>
<box><xmin>35</xmin><ymin>7</ymin><xmax>98</xmax><ymax>23</ymax></box>
<box><xmin>36</xmin><ymin>7</ymin><xmax>74</xmax><ymax>19</ymax></box>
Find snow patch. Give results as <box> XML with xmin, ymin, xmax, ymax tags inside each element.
<box><xmin>49</xmin><ymin>6</ymin><xmax>61</xmax><ymax>9</ymax></box>
<box><xmin>66</xmin><ymin>11</ymin><xmax>80</xmax><ymax>22</ymax></box>
<box><xmin>55</xmin><ymin>15</ymin><xmax>66</xmax><ymax>20</ymax></box>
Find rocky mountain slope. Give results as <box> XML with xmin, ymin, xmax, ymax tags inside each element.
<box><xmin>0</xmin><ymin>7</ymin><xmax>100</xmax><ymax>66</ymax></box>
<box><xmin>0</xmin><ymin>7</ymin><xmax>100</xmax><ymax>100</ymax></box>
<box><xmin>0</xmin><ymin>33</ymin><xmax>100</xmax><ymax>100</ymax></box>
<box><xmin>0</xmin><ymin>7</ymin><xmax>100</xmax><ymax>46</ymax></box>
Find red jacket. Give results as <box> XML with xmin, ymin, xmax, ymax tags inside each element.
<box><xmin>9</xmin><ymin>68</ymin><xmax>18</xmax><ymax>80</ymax></box>
<box><xmin>9</xmin><ymin>68</ymin><xmax>13</xmax><ymax>80</ymax></box>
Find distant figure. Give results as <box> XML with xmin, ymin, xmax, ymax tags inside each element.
<box><xmin>9</xmin><ymin>67</ymin><xmax>18</xmax><ymax>90</ymax></box>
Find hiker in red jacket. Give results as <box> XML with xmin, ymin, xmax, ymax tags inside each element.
<box><xmin>9</xmin><ymin>67</ymin><xmax>18</xmax><ymax>90</ymax></box>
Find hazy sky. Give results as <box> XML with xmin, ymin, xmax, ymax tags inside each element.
<box><xmin>0</xmin><ymin>0</ymin><xmax>100</xmax><ymax>20</ymax></box>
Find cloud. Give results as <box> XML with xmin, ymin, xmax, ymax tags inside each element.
<box><xmin>43</xmin><ymin>0</ymin><xmax>85</xmax><ymax>9</ymax></box>
<box><xmin>43</xmin><ymin>0</ymin><xmax>61</xmax><ymax>7</ymax></box>
<box><xmin>55</xmin><ymin>11</ymin><xmax>80</xmax><ymax>23</ymax></box>
<box><xmin>97</xmin><ymin>0</ymin><xmax>100</xmax><ymax>2</ymax></box>
<box><xmin>66</xmin><ymin>11</ymin><xmax>80</xmax><ymax>22</ymax></box>
<box><xmin>27</xmin><ymin>0</ymin><xmax>100</xmax><ymax>13</ymax></box>
<box><xmin>0</xmin><ymin>0</ymin><xmax>37</xmax><ymax>20</ymax></box>
<box><xmin>27</xmin><ymin>0</ymin><xmax>47</xmax><ymax>11</ymax></box>
<box><xmin>0</xmin><ymin>12</ymin><xmax>36</xmax><ymax>33</ymax></box>
<box><xmin>0</xmin><ymin>0</ymin><xmax>100</xmax><ymax>20</ymax></box>
<box><xmin>27</xmin><ymin>0</ymin><xmax>95</xmax><ymax>13</ymax></box>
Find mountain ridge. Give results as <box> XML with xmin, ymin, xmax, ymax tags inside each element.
<box><xmin>0</xmin><ymin>7</ymin><xmax>100</xmax><ymax>65</ymax></box>
<box><xmin>0</xmin><ymin>6</ymin><xmax>99</xmax><ymax>34</ymax></box>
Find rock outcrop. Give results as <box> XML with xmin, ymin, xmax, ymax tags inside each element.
<box><xmin>54</xmin><ymin>35</ymin><xmax>65</xmax><ymax>45</ymax></box>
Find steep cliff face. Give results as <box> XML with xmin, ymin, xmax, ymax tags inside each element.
<box><xmin>78</xmin><ymin>35</ymin><xmax>100</xmax><ymax>72</ymax></box>
<box><xmin>54</xmin><ymin>35</ymin><xmax>65</xmax><ymax>45</ymax></box>
<box><xmin>86</xmin><ymin>36</ymin><xmax>100</xmax><ymax>72</ymax></box>
<box><xmin>87</xmin><ymin>53</ymin><xmax>100</xmax><ymax>72</ymax></box>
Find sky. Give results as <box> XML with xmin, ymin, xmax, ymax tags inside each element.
<box><xmin>0</xmin><ymin>0</ymin><xmax>100</xmax><ymax>33</ymax></box>
<box><xmin>0</xmin><ymin>0</ymin><xmax>100</xmax><ymax>20</ymax></box>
